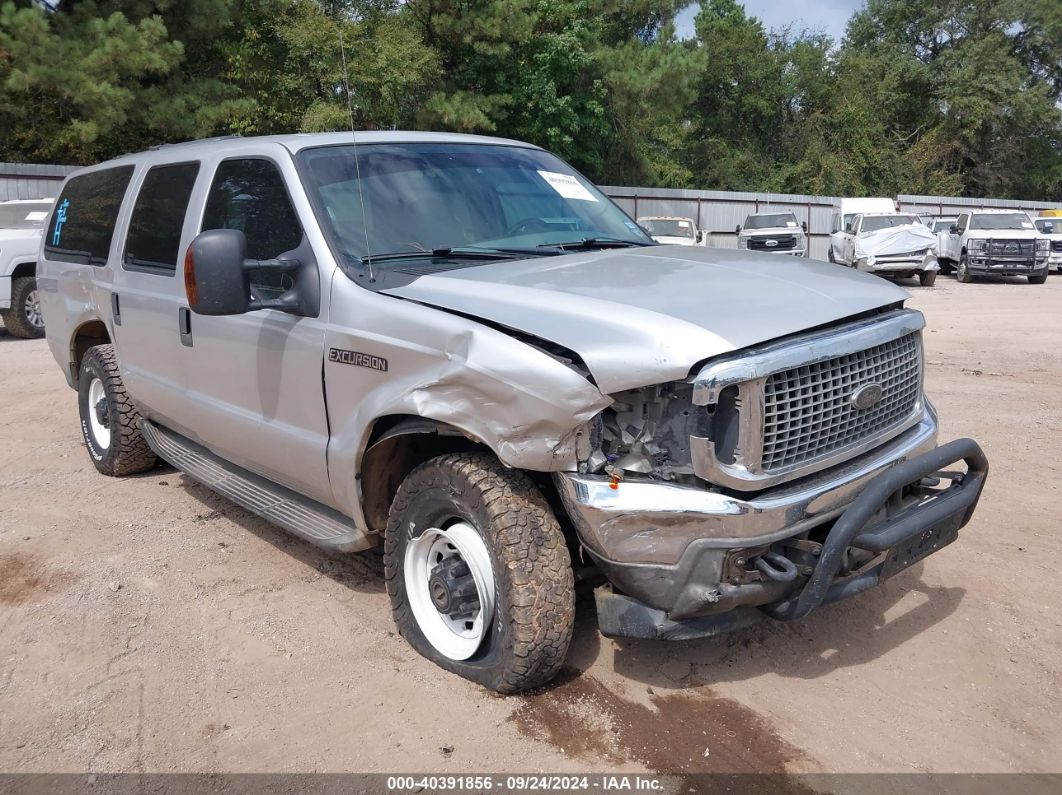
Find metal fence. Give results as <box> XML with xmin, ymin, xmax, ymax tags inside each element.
<box><xmin>0</xmin><ymin>162</ymin><xmax>76</xmax><ymax>202</ymax></box>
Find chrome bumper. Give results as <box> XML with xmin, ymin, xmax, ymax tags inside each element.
<box><xmin>555</xmin><ymin>404</ymin><xmax>938</xmax><ymax>567</ymax></box>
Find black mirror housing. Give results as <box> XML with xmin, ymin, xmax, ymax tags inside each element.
<box><xmin>735</xmin><ymin>225</ymin><xmax>741</xmax><ymax>235</ymax></box>
<box><xmin>801</xmin><ymin>221</ymin><xmax>808</xmax><ymax>233</ymax></box>
<box><xmin>185</xmin><ymin>229</ymin><xmax>251</xmax><ymax>316</ymax></box>
<box><xmin>185</xmin><ymin>229</ymin><xmax>320</xmax><ymax>318</ymax></box>
<box><xmin>950</xmin><ymin>224</ymin><xmax>959</xmax><ymax>234</ymax></box>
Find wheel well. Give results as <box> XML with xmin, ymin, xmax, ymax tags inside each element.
<box><xmin>359</xmin><ymin>417</ymin><xmax>488</xmax><ymax>533</ymax></box>
<box><xmin>71</xmin><ymin>320</ymin><xmax>110</xmax><ymax>386</ymax></box>
<box><xmin>11</xmin><ymin>261</ymin><xmax>35</xmax><ymax>280</ymax></box>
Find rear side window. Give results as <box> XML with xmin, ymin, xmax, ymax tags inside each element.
<box><xmin>201</xmin><ymin>159</ymin><xmax>304</xmax><ymax>300</ymax></box>
<box><xmin>45</xmin><ymin>166</ymin><xmax>134</xmax><ymax>266</ymax></box>
<box><xmin>123</xmin><ymin>162</ymin><xmax>201</xmax><ymax>275</ymax></box>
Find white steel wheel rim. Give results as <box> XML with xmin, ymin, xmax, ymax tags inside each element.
<box><xmin>404</xmin><ymin>522</ymin><xmax>496</xmax><ymax>661</ymax></box>
<box><xmin>87</xmin><ymin>377</ymin><xmax>111</xmax><ymax>450</ymax></box>
<box><xmin>24</xmin><ymin>289</ymin><xmax>43</xmax><ymax>328</ymax></box>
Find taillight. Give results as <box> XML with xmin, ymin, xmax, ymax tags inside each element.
<box><xmin>183</xmin><ymin>246</ymin><xmax>198</xmax><ymax>306</ymax></box>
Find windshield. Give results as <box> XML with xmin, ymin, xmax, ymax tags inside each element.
<box><xmin>639</xmin><ymin>218</ymin><xmax>694</xmax><ymax>238</ymax></box>
<box><xmin>745</xmin><ymin>213</ymin><xmax>797</xmax><ymax>230</ymax></box>
<box><xmin>0</xmin><ymin>203</ymin><xmax>51</xmax><ymax>230</ymax></box>
<box><xmin>297</xmin><ymin>143</ymin><xmax>651</xmax><ymax>269</ymax></box>
<box><xmin>970</xmin><ymin>213</ymin><xmax>1034</xmax><ymax>230</ymax></box>
<box><xmin>860</xmin><ymin>214</ymin><xmax>919</xmax><ymax>233</ymax></box>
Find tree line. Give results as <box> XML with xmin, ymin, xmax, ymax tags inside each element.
<box><xmin>1</xmin><ymin>0</ymin><xmax>1059</xmax><ymax>200</ymax></box>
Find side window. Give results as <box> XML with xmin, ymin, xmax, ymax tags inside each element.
<box><xmin>45</xmin><ymin>166</ymin><xmax>134</xmax><ymax>266</ymax></box>
<box><xmin>956</xmin><ymin>214</ymin><xmax>968</xmax><ymax>233</ymax></box>
<box><xmin>123</xmin><ymin>162</ymin><xmax>200</xmax><ymax>275</ymax></box>
<box><xmin>830</xmin><ymin>213</ymin><xmax>839</xmax><ymax>233</ymax></box>
<box><xmin>202</xmin><ymin>159</ymin><xmax>303</xmax><ymax>299</ymax></box>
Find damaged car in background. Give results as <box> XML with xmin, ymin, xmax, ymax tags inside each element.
<box><xmin>830</xmin><ymin>212</ymin><xmax>940</xmax><ymax>286</ymax></box>
<box><xmin>39</xmin><ymin>132</ymin><xmax>987</xmax><ymax>694</ymax></box>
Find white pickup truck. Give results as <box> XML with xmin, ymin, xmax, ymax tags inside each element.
<box><xmin>0</xmin><ymin>198</ymin><xmax>54</xmax><ymax>338</ymax></box>
<box><xmin>829</xmin><ymin>212</ymin><xmax>939</xmax><ymax>286</ymax></box>
<box><xmin>937</xmin><ymin>210</ymin><xmax>1050</xmax><ymax>284</ymax></box>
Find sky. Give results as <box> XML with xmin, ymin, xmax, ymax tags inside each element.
<box><xmin>675</xmin><ymin>0</ymin><xmax>865</xmax><ymax>45</ymax></box>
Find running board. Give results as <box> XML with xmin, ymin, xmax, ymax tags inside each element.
<box><xmin>139</xmin><ymin>420</ymin><xmax>373</xmax><ymax>553</ymax></box>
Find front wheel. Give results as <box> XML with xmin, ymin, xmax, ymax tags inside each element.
<box><xmin>956</xmin><ymin>253</ymin><xmax>974</xmax><ymax>283</ymax></box>
<box><xmin>384</xmin><ymin>453</ymin><xmax>575</xmax><ymax>693</ymax></box>
<box><xmin>919</xmin><ymin>271</ymin><xmax>937</xmax><ymax>287</ymax></box>
<box><xmin>3</xmin><ymin>276</ymin><xmax>45</xmax><ymax>338</ymax></box>
<box><xmin>827</xmin><ymin>245</ymin><xmax>836</xmax><ymax>263</ymax></box>
<box><xmin>1028</xmin><ymin>269</ymin><xmax>1048</xmax><ymax>285</ymax></box>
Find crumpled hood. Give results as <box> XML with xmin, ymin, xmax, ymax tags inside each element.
<box><xmin>854</xmin><ymin>224</ymin><xmax>937</xmax><ymax>258</ymax></box>
<box><xmin>382</xmin><ymin>245</ymin><xmax>909</xmax><ymax>393</ymax></box>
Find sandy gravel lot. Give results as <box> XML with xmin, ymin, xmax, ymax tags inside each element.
<box><xmin>1</xmin><ymin>275</ymin><xmax>1060</xmax><ymax>779</ymax></box>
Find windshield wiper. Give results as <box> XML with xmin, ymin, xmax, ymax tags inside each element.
<box><xmin>538</xmin><ymin>237</ymin><xmax>654</xmax><ymax>251</ymax></box>
<box><xmin>360</xmin><ymin>246</ymin><xmax>560</xmax><ymax>265</ymax></box>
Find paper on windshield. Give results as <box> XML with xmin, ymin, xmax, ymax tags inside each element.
<box><xmin>855</xmin><ymin>223</ymin><xmax>937</xmax><ymax>257</ymax></box>
<box><xmin>537</xmin><ymin>171</ymin><xmax>598</xmax><ymax>202</ymax></box>
<box><xmin>26</xmin><ymin>212</ymin><xmax>48</xmax><ymax>221</ymax></box>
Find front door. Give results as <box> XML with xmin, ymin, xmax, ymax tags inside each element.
<box><xmin>177</xmin><ymin>151</ymin><xmax>333</xmax><ymax>506</ymax></box>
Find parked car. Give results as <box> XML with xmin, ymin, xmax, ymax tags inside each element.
<box><xmin>0</xmin><ymin>198</ymin><xmax>54</xmax><ymax>338</ymax></box>
<box><xmin>736</xmin><ymin>211</ymin><xmax>807</xmax><ymax>256</ymax></box>
<box><xmin>937</xmin><ymin>210</ymin><xmax>1050</xmax><ymax>283</ymax></box>
<box><xmin>39</xmin><ymin>132</ymin><xmax>987</xmax><ymax>693</ymax></box>
<box><xmin>1033</xmin><ymin>216</ymin><xmax>1062</xmax><ymax>274</ymax></box>
<box><xmin>829</xmin><ymin>212</ymin><xmax>939</xmax><ymax>286</ymax></box>
<box><xmin>637</xmin><ymin>216</ymin><xmax>707</xmax><ymax>245</ymax></box>
<box><xmin>828</xmin><ymin>197</ymin><xmax>895</xmax><ymax>263</ymax></box>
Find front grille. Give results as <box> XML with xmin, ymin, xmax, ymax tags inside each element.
<box><xmin>749</xmin><ymin>235</ymin><xmax>797</xmax><ymax>251</ymax></box>
<box><xmin>987</xmin><ymin>240</ymin><xmax>1034</xmax><ymax>255</ymax></box>
<box><xmin>1052</xmin><ymin>240</ymin><xmax>1062</xmax><ymax>253</ymax></box>
<box><xmin>760</xmin><ymin>333</ymin><xmax>922</xmax><ymax>471</ymax></box>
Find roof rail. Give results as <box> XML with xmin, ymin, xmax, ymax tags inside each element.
<box><xmin>148</xmin><ymin>135</ymin><xmax>244</xmax><ymax>151</ymax></box>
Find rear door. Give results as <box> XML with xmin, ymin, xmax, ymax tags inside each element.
<box><xmin>176</xmin><ymin>149</ymin><xmax>333</xmax><ymax>505</ymax></box>
<box><xmin>110</xmin><ymin>161</ymin><xmax>201</xmax><ymax>426</ymax></box>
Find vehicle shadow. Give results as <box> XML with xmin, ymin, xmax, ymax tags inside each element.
<box><xmin>171</xmin><ymin>466</ymin><xmax>386</xmax><ymax>595</ymax></box>
<box><xmin>575</xmin><ymin>564</ymin><xmax>965</xmax><ymax>689</ymax></box>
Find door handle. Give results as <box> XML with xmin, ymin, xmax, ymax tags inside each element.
<box><xmin>179</xmin><ymin>307</ymin><xmax>193</xmax><ymax>347</ymax></box>
<box><xmin>111</xmin><ymin>292</ymin><xmax>121</xmax><ymax>326</ymax></box>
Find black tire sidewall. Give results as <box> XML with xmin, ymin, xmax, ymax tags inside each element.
<box><xmin>388</xmin><ymin>481</ymin><xmax>517</xmax><ymax>689</ymax></box>
<box><xmin>78</xmin><ymin>353</ymin><xmax>119</xmax><ymax>474</ymax></box>
<box><xmin>6</xmin><ymin>277</ymin><xmax>44</xmax><ymax>338</ymax></box>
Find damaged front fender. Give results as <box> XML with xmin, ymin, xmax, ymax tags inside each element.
<box><xmin>323</xmin><ymin>275</ymin><xmax>611</xmax><ymax>530</ymax></box>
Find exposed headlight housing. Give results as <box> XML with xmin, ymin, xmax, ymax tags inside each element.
<box><xmin>969</xmin><ymin>239</ymin><xmax>988</xmax><ymax>251</ymax></box>
<box><xmin>1036</xmin><ymin>239</ymin><xmax>1050</xmax><ymax>252</ymax></box>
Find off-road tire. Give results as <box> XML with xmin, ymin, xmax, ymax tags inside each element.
<box><xmin>78</xmin><ymin>344</ymin><xmax>157</xmax><ymax>476</ymax></box>
<box><xmin>938</xmin><ymin>258</ymin><xmax>953</xmax><ymax>275</ymax></box>
<box><xmin>4</xmin><ymin>276</ymin><xmax>45</xmax><ymax>338</ymax></box>
<box><xmin>384</xmin><ymin>453</ymin><xmax>575</xmax><ymax>693</ymax></box>
<box><xmin>956</xmin><ymin>253</ymin><xmax>974</xmax><ymax>283</ymax></box>
<box><xmin>1028</xmin><ymin>270</ymin><xmax>1048</xmax><ymax>285</ymax></box>
<box><xmin>827</xmin><ymin>245</ymin><xmax>836</xmax><ymax>264</ymax></box>
<box><xmin>918</xmin><ymin>270</ymin><xmax>937</xmax><ymax>287</ymax></box>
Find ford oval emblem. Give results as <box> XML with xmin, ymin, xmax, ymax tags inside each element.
<box><xmin>765</xmin><ymin>239</ymin><xmax>778</xmax><ymax>247</ymax></box>
<box><xmin>851</xmin><ymin>383</ymin><xmax>884</xmax><ymax>410</ymax></box>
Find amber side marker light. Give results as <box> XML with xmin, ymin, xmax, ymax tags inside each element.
<box><xmin>183</xmin><ymin>246</ymin><xmax>198</xmax><ymax>306</ymax></box>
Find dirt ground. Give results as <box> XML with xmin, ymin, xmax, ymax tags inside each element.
<box><xmin>1</xmin><ymin>275</ymin><xmax>1060</xmax><ymax>779</ymax></box>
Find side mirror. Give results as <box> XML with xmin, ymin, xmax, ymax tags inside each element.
<box><xmin>949</xmin><ymin>224</ymin><xmax>958</xmax><ymax>235</ymax></box>
<box><xmin>696</xmin><ymin>230</ymin><xmax>704</xmax><ymax>243</ymax></box>
<box><xmin>801</xmin><ymin>221</ymin><xmax>808</xmax><ymax>234</ymax></box>
<box><xmin>735</xmin><ymin>225</ymin><xmax>741</xmax><ymax>235</ymax></box>
<box><xmin>1044</xmin><ymin>222</ymin><xmax>1054</xmax><ymax>234</ymax></box>
<box><xmin>184</xmin><ymin>229</ymin><xmax>318</xmax><ymax>317</ymax></box>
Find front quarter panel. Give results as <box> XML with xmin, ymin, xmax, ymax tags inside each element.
<box><xmin>324</xmin><ymin>272</ymin><xmax>611</xmax><ymax>523</ymax></box>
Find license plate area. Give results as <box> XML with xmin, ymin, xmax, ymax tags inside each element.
<box><xmin>879</xmin><ymin>513</ymin><xmax>962</xmax><ymax>580</ymax></box>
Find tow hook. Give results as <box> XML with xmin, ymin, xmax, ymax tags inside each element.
<box><xmin>754</xmin><ymin>552</ymin><xmax>799</xmax><ymax>583</ymax></box>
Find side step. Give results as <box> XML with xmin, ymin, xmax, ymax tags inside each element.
<box><xmin>139</xmin><ymin>420</ymin><xmax>374</xmax><ymax>553</ymax></box>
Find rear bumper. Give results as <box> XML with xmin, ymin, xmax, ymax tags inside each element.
<box><xmin>570</xmin><ymin>435</ymin><xmax>987</xmax><ymax>640</ymax></box>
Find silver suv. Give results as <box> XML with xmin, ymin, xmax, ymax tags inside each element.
<box><xmin>38</xmin><ymin>132</ymin><xmax>988</xmax><ymax>693</ymax></box>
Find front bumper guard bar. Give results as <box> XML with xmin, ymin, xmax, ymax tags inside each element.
<box><xmin>595</xmin><ymin>438</ymin><xmax>988</xmax><ymax>640</ymax></box>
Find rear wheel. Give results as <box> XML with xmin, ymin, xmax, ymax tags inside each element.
<box><xmin>3</xmin><ymin>277</ymin><xmax>45</xmax><ymax>338</ymax></box>
<box><xmin>919</xmin><ymin>271</ymin><xmax>937</xmax><ymax>287</ymax></box>
<box><xmin>384</xmin><ymin>453</ymin><xmax>575</xmax><ymax>693</ymax></box>
<box><xmin>956</xmin><ymin>253</ymin><xmax>974</xmax><ymax>283</ymax></box>
<box><xmin>77</xmin><ymin>344</ymin><xmax>157</xmax><ymax>476</ymax></box>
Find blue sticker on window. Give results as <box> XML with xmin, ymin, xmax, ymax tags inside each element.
<box><xmin>52</xmin><ymin>198</ymin><xmax>69</xmax><ymax>245</ymax></box>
